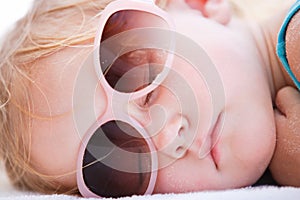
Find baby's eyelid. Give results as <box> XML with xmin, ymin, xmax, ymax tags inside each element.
<box><xmin>145</xmin><ymin>87</ymin><xmax>160</xmax><ymax>106</ymax></box>
<box><xmin>136</xmin><ymin>87</ymin><xmax>160</xmax><ymax>109</ymax></box>
<box><xmin>143</xmin><ymin>91</ymin><xmax>154</xmax><ymax>106</ymax></box>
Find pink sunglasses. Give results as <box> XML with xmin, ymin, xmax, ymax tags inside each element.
<box><xmin>76</xmin><ymin>0</ymin><xmax>175</xmax><ymax>198</ymax></box>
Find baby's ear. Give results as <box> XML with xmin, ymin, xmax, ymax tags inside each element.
<box><xmin>185</xmin><ymin>0</ymin><xmax>232</xmax><ymax>25</ymax></box>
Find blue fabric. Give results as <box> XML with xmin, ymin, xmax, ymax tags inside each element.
<box><xmin>277</xmin><ymin>0</ymin><xmax>300</xmax><ymax>90</ymax></box>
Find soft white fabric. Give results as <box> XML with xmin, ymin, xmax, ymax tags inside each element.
<box><xmin>1</xmin><ymin>186</ymin><xmax>300</xmax><ymax>200</ymax></box>
<box><xmin>1</xmin><ymin>166</ymin><xmax>300</xmax><ymax>200</ymax></box>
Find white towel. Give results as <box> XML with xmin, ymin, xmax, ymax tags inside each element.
<box><xmin>1</xmin><ymin>166</ymin><xmax>300</xmax><ymax>200</ymax></box>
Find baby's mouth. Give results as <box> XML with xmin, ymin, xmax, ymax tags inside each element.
<box><xmin>198</xmin><ymin>111</ymin><xmax>224</xmax><ymax>164</ymax></box>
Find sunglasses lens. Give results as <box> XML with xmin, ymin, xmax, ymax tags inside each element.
<box><xmin>99</xmin><ymin>10</ymin><xmax>171</xmax><ymax>93</ymax></box>
<box><xmin>82</xmin><ymin>121</ymin><xmax>153</xmax><ymax>198</ymax></box>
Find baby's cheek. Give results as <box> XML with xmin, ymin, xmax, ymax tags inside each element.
<box><xmin>30</xmin><ymin>116</ymin><xmax>80</xmax><ymax>189</ymax></box>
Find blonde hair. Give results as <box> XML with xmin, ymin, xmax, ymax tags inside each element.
<box><xmin>0</xmin><ymin>0</ymin><xmax>168</xmax><ymax>195</ymax></box>
<box><xmin>1</xmin><ymin>0</ymin><xmax>288</xmax><ymax>195</ymax></box>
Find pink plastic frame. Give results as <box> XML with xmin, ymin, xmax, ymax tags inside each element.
<box><xmin>76</xmin><ymin>0</ymin><xmax>175</xmax><ymax>198</ymax></box>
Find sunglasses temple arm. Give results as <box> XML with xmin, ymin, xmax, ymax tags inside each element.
<box><xmin>133</xmin><ymin>0</ymin><xmax>156</xmax><ymax>5</ymax></box>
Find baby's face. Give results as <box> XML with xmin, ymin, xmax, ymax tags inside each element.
<box><xmin>28</xmin><ymin>1</ymin><xmax>276</xmax><ymax>194</ymax></box>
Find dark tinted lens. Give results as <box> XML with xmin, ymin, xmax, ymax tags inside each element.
<box><xmin>99</xmin><ymin>10</ymin><xmax>169</xmax><ymax>92</ymax></box>
<box><xmin>82</xmin><ymin>121</ymin><xmax>152</xmax><ymax>198</ymax></box>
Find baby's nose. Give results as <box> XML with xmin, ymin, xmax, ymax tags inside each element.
<box><xmin>127</xmin><ymin>102</ymin><xmax>192</xmax><ymax>159</ymax></box>
<box><xmin>152</xmin><ymin>115</ymin><xmax>190</xmax><ymax>159</ymax></box>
